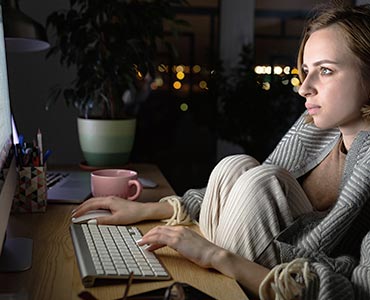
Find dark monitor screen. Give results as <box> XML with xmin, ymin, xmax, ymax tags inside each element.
<box><xmin>0</xmin><ymin>4</ymin><xmax>32</xmax><ymax>272</ymax></box>
<box><xmin>0</xmin><ymin>3</ymin><xmax>15</xmax><ymax>255</ymax></box>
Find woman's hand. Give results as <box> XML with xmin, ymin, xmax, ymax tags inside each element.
<box><xmin>137</xmin><ymin>225</ymin><xmax>223</xmax><ymax>269</ymax></box>
<box><xmin>138</xmin><ymin>225</ymin><xmax>272</xmax><ymax>298</ymax></box>
<box><xmin>72</xmin><ymin>196</ymin><xmax>173</xmax><ymax>225</ymax></box>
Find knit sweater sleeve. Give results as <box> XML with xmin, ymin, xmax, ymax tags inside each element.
<box><xmin>352</xmin><ymin>231</ymin><xmax>370</xmax><ymax>299</ymax></box>
<box><xmin>302</xmin><ymin>259</ymin><xmax>355</xmax><ymax>300</ymax></box>
<box><xmin>180</xmin><ymin>187</ymin><xmax>206</xmax><ymax>221</ymax></box>
<box><xmin>299</xmin><ymin>232</ymin><xmax>370</xmax><ymax>300</ymax></box>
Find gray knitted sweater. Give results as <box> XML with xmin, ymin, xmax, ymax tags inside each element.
<box><xmin>180</xmin><ymin>112</ymin><xmax>370</xmax><ymax>299</ymax></box>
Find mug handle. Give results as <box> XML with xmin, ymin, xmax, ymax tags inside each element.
<box><xmin>127</xmin><ymin>180</ymin><xmax>143</xmax><ymax>201</ymax></box>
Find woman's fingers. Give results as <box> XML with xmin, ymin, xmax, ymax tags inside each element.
<box><xmin>143</xmin><ymin>243</ymin><xmax>166</xmax><ymax>252</ymax></box>
<box><xmin>137</xmin><ymin>225</ymin><xmax>215</xmax><ymax>268</ymax></box>
<box><xmin>94</xmin><ymin>214</ymin><xmax>120</xmax><ymax>225</ymax></box>
<box><xmin>139</xmin><ymin>226</ymin><xmax>180</xmax><ymax>247</ymax></box>
<box><xmin>72</xmin><ymin>197</ymin><xmax>113</xmax><ymax>217</ymax></box>
<box><xmin>137</xmin><ymin>226</ymin><xmax>181</xmax><ymax>252</ymax></box>
<box><xmin>139</xmin><ymin>226</ymin><xmax>201</xmax><ymax>255</ymax></box>
<box><xmin>72</xmin><ymin>196</ymin><xmax>150</xmax><ymax>225</ymax></box>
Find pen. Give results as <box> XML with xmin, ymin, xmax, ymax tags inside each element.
<box><xmin>32</xmin><ymin>148</ymin><xmax>40</xmax><ymax>167</ymax></box>
<box><xmin>37</xmin><ymin>129</ymin><xmax>43</xmax><ymax>166</ymax></box>
<box><xmin>43</xmin><ymin>149</ymin><xmax>52</xmax><ymax>163</ymax></box>
<box><xmin>18</xmin><ymin>134</ymin><xmax>24</xmax><ymax>147</ymax></box>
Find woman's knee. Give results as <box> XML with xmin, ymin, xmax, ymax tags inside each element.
<box><xmin>248</xmin><ymin>164</ymin><xmax>290</xmax><ymax>180</ymax></box>
<box><xmin>235</xmin><ymin>164</ymin><xmax>293</xmax><ymax>192</ymax></box>
<box><xmin>212</xmin><ymin>154</ymin><xmax>260</xmax><ymax>177</ymax></box>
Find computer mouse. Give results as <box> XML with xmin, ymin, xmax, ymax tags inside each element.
<box><xmin>138</xmin><ymin>177</ymin><xmax>158</xmax><ymax>189</ymax></box>
<box><xmin>71</xmin><ymin>209</ymin><xmax>112</xmax><ymax>224</ymax></box>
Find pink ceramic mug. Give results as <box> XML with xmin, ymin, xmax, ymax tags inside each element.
<box><xmin>91</xmin><ymin>169</ymin><xmax>142</xmax><ymax>200</ymax></box>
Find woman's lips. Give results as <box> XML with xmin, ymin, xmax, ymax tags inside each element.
<box><xmin>305</xmin><ymin>102</ymin><xmax>321</xmax><ymax>115</ymax></box>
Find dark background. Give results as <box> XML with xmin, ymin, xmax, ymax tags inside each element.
<box><xmin>7</xmin><ymin>0</ymin><xmax>356</xmax><ymax>195</ymax></box>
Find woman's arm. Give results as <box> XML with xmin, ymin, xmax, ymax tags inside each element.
<box><xmin>72</xmin><ymin>186</ymin><xmax>207</xmax><ymax>225</ymax></box>
<box><xmin>213</xmin><ymin>248</ymin><xmax>272</xmax><ymax>298</ymax></box>
<box><xmin>72</xmin><ymin>196</ymin><xmax>174</xmax><ymax>225</ymax></box>
<box><xmin>137</xmin><ymin>225</ymin><xmax>273</xmax><ymax>299</ymax></box>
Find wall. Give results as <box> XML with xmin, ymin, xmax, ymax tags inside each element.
<box><xmin>7</xmin><ymin>0</ymin><xmax>82</xmax><ymax>166</ymax></box>
<box><xmin>219</xmin><ymin>0</ymin><xmax>254</xmax><ymax>72</ymax></box>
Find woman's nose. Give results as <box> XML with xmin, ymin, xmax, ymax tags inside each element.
<box><xmin>298</xmin><ymin>76</ymin><xmax>316</xmax><ymax>98</ymax></box>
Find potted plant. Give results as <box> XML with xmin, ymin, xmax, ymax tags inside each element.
<box><xmin>46</xmin><ymin>0</ymin><xmax>188</xmax><ymax>167</ymax></box>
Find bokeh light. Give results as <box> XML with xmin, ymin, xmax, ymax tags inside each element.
<box><xmin>262</xmin><ymin>82</ymin><xmax>270</xmax><ymax>90</ymax></box>
<box><xmin>176</xmin><ymin>71</ymin><xmax>185</xmax><ymax>80</ymax></box>
<box><xmin>290</xmin><ymin>77</ymin><xmax>300</xmax><ymax>86</ymax></box>
<box><xmin>180</xmin><ymin>103</ymin><xmax>188</xmax><ymax>112</ymax></box>
<box><xmin>136</xmin><ymin>71</ymin><xmax>143</xmax><ymax>79</ymax></box>
<box><xmin>155</xmin><ymin>77</ymin><xmax>164</xmax><ymax>87</ymax></box>
<box><xmin>199</xmin><ymin>80</ymin><xmax>207</xmax><ymax>89</ymax></box>
<box><xmin>158</xmin><ymin>64</ymin><xmax>168</xmax><ymax>73</ymax></box>
<box><xmin>254</xmin><ymin>66</ymin><xmax>264</xmax><ymax>74</ymax></box>
<box><xmin>291</xmin><ymin>68</ymin><xmax>299</xmax><ymax>75</ymax></box>
<box><xmin>192</xmin><ymin>65</ymin><xmax>201</xmax><ymax>73</ymax></box>
<box><xmin>273</xmin><ymin>66</ymin><xmax>283</xmax><ymax>75</ymax></box>
<box><xmin>173</xmin><ymin>81</ymin><xmax>182</xmax><ymax>89</ymax></box>
<box><xmin>176</xmin><ymin>65</ymin><xmax>184</xmax><ymax>73</ymax></box>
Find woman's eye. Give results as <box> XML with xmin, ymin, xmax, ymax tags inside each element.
<box><xmin>320</xmin><ymin>67</ymin><xmax>332</xmax><ymax>75</ymax></box>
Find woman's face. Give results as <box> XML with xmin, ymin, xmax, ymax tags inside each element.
<box><xmin>298</xmin><ymin>25</ymin><xmax>369</xmax><ymax>133</ymax></box>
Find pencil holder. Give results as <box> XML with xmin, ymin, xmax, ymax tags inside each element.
<box><xmin>12</xmin><ymin>166</ymin><xmax>47</xmax><ymax>213</ymax></box>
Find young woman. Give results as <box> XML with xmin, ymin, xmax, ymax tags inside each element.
<box><xmin>73</xmin><ymin>2</ymin><xmax>370</xmax><ymax>299</ymax></box>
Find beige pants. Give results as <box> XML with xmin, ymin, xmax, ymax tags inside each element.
<box><xmin>199</xmin><ymin>154</ymin><xmax>313</xmax><ymax>268</ymax></box>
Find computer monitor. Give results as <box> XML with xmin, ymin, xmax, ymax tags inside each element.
<box><xmin>0</xmin><ymin>4</ymin><xmax>32</xmax><ymax>272</ymax></box>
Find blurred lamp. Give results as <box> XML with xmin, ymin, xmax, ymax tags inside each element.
<box><xmin>2</xmin><ymin>0</ymin><xmax>49</xmax><ymax>52</ymax></box>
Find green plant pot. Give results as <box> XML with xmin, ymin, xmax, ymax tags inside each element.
<box><xmin>77</xmin><ymin>118</ymin><xmax>136</xmax><ymax>167</ymax></box>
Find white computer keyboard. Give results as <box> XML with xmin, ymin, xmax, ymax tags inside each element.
<box><xmin>70</xmin><ymin>223</ymin><xmax>171</xmax><ymax>287</ymax></box>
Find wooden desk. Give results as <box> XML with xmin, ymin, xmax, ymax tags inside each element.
<box><xmin>0</xmin><ymin>164</ymin><xmax>247</xmax><ymax>300</ymax></box>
